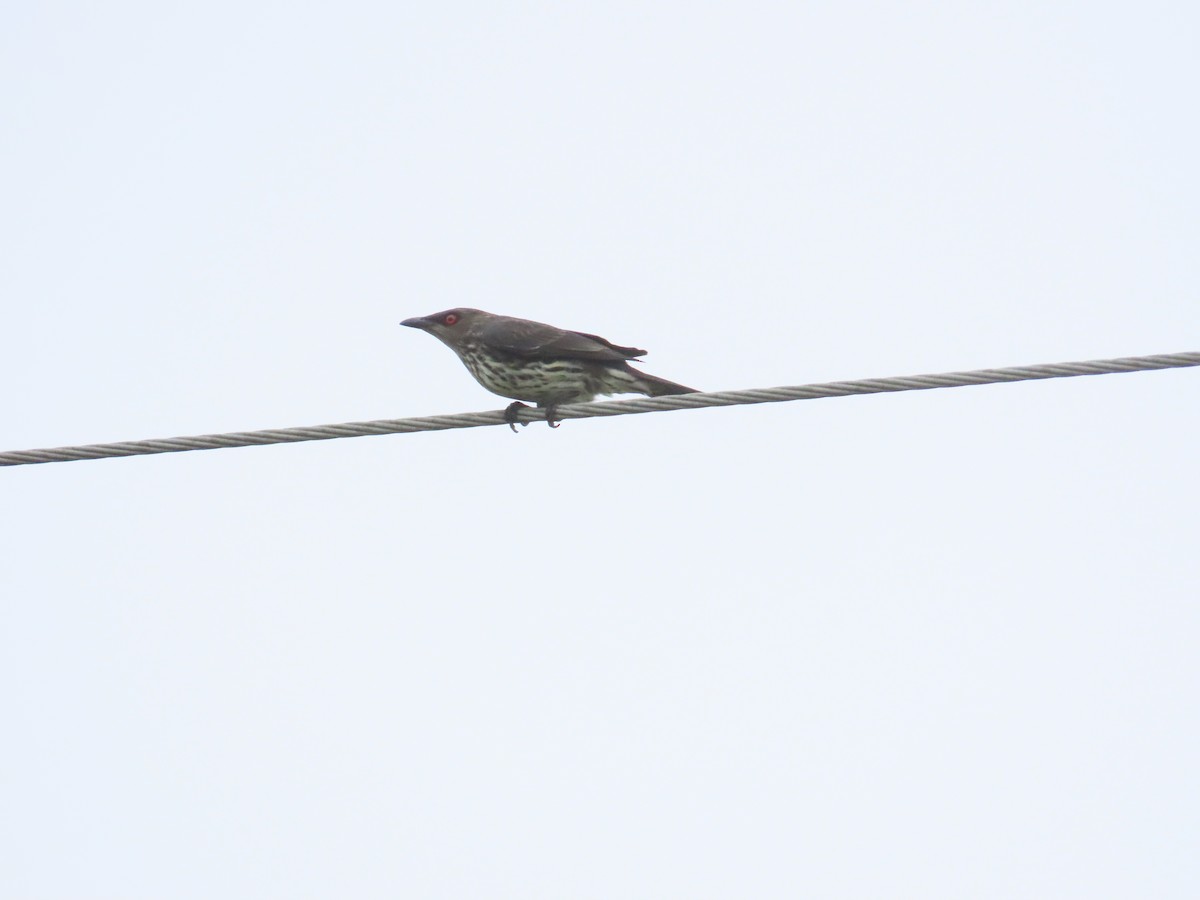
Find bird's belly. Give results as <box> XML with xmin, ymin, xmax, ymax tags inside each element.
<box><xmin>457</xmin><ymin>351</ymin><xmax>596</xmax><ymax>404</ymax></box>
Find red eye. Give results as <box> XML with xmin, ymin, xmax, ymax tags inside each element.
<box><xmin>444</xmin><ymin>313</ymin><xmax>459</xmax><ymax>326</ymax></box>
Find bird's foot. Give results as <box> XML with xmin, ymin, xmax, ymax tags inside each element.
<box><xmin>543</xmin><ymin>404</ymin><xmax>561</xmax><ymax>428</ymax></box>
<box><xmin>504</xmin><ymin>401</ymin><xmax>530</xmax><ymax>433</ymax></box>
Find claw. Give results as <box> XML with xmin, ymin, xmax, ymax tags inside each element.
<box><xmin>504</xmin><ymin>401</ymin><xmax>530</xmax><ymax>433</ymax></box>
<box><xmin>544</xmin><ymin>405</ymin><xmax>560</xmax><ymax>428</ymax></box>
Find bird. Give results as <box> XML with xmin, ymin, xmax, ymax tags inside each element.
<box><xmin>400</xmin><ymin>308</ymin><xmax>697</xmax><ymax>430</ymax></box>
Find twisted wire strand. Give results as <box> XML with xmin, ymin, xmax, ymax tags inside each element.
<box><xmin>2</xmin><ymin>351</ymin><xmax>1197</xmax><ymax>467</ymax></box>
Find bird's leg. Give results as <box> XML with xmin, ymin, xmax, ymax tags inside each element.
<box><xmin>541</xmin><ymin>404</ymin><xmax>561</xmax><ymax>428</ymax></box>
<box><xmin>503</xmin><ymin>401</ymin><xmax>530</xmax><ymax>433</ymax></box>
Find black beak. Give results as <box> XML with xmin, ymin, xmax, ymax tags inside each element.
<box><xmin>400</xmin><ymin>316</ymin><xmax>432</xmax><ymax>329</ymax></box>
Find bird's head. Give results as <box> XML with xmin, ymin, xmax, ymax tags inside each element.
<box><xmin>400</xmin><ymin>308</ymin><xmax>484</xmax><ymax>348</ymax></box>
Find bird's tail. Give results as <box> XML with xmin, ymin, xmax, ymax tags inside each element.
<box><xmin>633</xmin><ymin>369</ymin><xmax>699</xmax><ymax>397</ymax></box>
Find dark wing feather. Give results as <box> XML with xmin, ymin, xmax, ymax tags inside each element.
<box><xmin>477</xmin><ymin>316</ymin><xmax>646</xmax><ymax>361</ymax></box>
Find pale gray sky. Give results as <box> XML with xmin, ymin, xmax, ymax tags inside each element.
<box><xmin>3</xmin><ymin>2</ymin><xmax>1198</xmax><ymax>897</ymax></box>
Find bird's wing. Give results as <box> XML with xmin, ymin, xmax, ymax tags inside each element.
<box><xmin>478</xmin><ymin>316</ymin><xmax>646</xmax><ymax>361</ymax></box>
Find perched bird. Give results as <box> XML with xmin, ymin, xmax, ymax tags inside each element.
<box><xmin>401</xmin><ymin>308</ymin><xmax>697</xmax><ymax>430</ymax></box>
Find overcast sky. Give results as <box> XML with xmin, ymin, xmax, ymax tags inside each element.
<box><xmin>3</xmin><ymin>2</ymin><xmax>1198</xmax><ymax>897</ymax></box>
